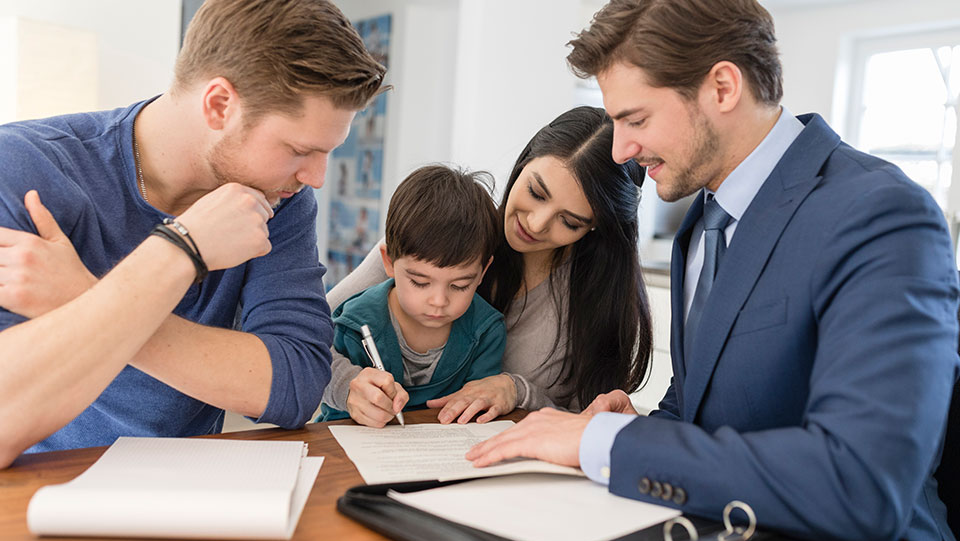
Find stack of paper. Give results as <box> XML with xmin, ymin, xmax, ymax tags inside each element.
<box><xmin>26</xmin><ymin>437</ymin><xmax>323</xmax><ymax>539</ymax></box>
<box><xmin>328</xmin><ymin>420</ymin><xmax>583</xmax><ymax>484</ymax></box>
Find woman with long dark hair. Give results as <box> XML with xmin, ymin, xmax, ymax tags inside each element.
<box><xmin>325</xmin><ymin>106</ymin><xmax>652</xmax><ymax>422</ymax></box>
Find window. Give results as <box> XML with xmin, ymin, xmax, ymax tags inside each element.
<box><xmin>847</xmin><ymin>28</ymin><xmax>960</xmax><ymax>256</ymax></box>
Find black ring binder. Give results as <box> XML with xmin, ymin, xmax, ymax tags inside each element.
<box><xmin>337</xmin><ymin>481</ymin><xmax>798</xmax><ymax>541</ymax></box>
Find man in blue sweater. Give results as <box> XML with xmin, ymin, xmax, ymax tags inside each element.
<box><xmin>0</xmin><ymin>0</ymin><xmax>386</xmax><ymax>468</ymax></box>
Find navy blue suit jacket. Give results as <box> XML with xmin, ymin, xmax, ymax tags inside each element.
<box><xmin>610</xmin><ymin>114</ymin><xmax>959</xmax><ymax>541</ymax></box>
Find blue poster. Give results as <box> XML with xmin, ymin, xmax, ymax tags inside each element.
<box><xmin>325</xmin><ymin>14</ymin><xmax>391</xmax><ymax>288</ymax></box>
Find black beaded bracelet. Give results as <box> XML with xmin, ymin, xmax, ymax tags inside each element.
<box><xmin>150</xmin><ymin>224</ymin><xmax>209</xmax><ymax>284</ymax></box>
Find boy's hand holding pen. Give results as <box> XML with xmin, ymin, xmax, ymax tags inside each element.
<box><xmin>345</xmin><ymin>325</ymin><xmax>408</xmax><ymax>428</ymax></box>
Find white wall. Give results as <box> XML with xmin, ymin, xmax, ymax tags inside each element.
<box><xmin>449</xmin><ymin>0</ymin><xmax>585</xmax><ymax>198</ymax></box>
<box><xmin>335</xmin><ymin>0</ymin><xmax>591</xmax><ymax>199</ymax></box>
<box><xmin>0</xmin><ymin>17</ymin><xmax>99</xmax><ymax>124</ymax></box>
<box><xmin>0</xmin><ymin>0</ymin><xmax>180</xmax><ymax>111</ymax></box>
<box><xmin>768</xmin><ymin>0</ymin><xmax>960</xmax><ymax>137</ymax></box>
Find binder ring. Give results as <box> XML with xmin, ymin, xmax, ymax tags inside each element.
<box><xmin>719</xmin><ymin>500</ymin><xmax>756</xmax><ymax>540</ymax></box>
<box><xmin>663</xmin><ymin>516</ymin><xmax>698</xmax><ymax>541</ymax></box>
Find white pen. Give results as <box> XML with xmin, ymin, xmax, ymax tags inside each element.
<box><xmin>360</xmin><ymin>324</ymin><xmax>405</xmax><ymax>427</ymax></box>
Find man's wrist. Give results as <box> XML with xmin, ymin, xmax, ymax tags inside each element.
<box><xmin>149</xmin><ymin>223</ymin><xmax>208</xmax><ymax>283</ymax></box>
<box><xmin>579</xmin><ymin>412</ymin><xmax>638</xmax><ymax>485</ymax></box>
<box><xmin>143</xmin><ymin>234</ymin><xmax>200</xmax><ymax>284</ymax></box>
<box><xmin>162</xmin><ymin>218</ymin><xmax>204</xmax><ymax>261</ymax></box>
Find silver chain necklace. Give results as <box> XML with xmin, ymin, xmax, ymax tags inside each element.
<box><xmin>133</xmin><ymin>122</ymin><xmax>148</xmax><ymax>202</ymax></box>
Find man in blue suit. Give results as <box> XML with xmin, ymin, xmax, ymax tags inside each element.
<box><xmin>467</xmin><ymin>0</ymin><xmax>960</xmax><ymax>539</ymax></box>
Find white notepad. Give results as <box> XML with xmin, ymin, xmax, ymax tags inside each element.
<box><xmin>329</xmin><ymin>421</ymin><xmax>583</xmax><ymax>484</ymax></box>
<box><xmin>26</xmin><ymin>437</ymin><xmax>323</xmax><ymax>540</ymax></box>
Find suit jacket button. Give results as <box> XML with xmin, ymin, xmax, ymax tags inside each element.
<box><xmin>650</xmin><ymin>481</ymin><xmax>663</xmax><ymax>498</ymax></box>
<box><xmin>638</xmin><ymin>477</ymin><xmax>651</xmax><ymax>494</ymax></box>
<box><xmin>673</xmin><ymin>487</ymin><xmax>687</xmax><ymax>505</ymax></box>
<box><xmin>661</xmin><ymin>483</ymin><xmax>674</xmax><ymax>501</ymax></box>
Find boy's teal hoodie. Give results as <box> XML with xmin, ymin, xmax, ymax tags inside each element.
<box><xmin>318</xmin><ymin>279</ymin><xmax>505</xmax><ymax>421</ymax></box>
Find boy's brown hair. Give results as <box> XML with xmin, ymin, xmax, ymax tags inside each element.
<box><xmin>567</xmin><ymin>0</ymin><xmax>782</xmax><ymax>105</ymax></box>
<box><xmin>174</xmin><ymin>0</ymin><xmax>387</xmax><ymax>121</ymax></box>
<box><xmin>385</xmin><ymin>165</ymin><xmax>500</xmax><ymax>269</ymax></box>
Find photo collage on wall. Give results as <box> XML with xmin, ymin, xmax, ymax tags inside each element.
<box><xmin>325</xmin><ymin>14</ymin><xmax>391</xmax><ymax>289</ymax></box>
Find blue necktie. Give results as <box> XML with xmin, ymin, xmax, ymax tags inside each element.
<box><xmin>684</xmin><ymin>195</ymin><xmax>732</xmax><ymax>362</ymax></box>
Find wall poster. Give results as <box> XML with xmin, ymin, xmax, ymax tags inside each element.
<box><xmin>325</xmin><ymin>14</ymin><xmax>391</xmax><ymax>289</ymax></box>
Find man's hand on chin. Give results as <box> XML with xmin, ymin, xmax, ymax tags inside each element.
<box><xmin>466</xmin><ymin>408</ymin><xmax>591</xmax><ymax>468</ymax></box>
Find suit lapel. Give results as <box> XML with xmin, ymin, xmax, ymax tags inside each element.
<box><xmin>680</xmin><ymin>114</ymin><xmax>842</xmax><ymax>423</ymax></box>
<box><xmin>671</xmin><ymin>194</ymin><xmax>704</xmax><ymax>390</ymax></box>
<box><xmin>667</xmin><ymin>195</ymin><xmax>707</xmax><ymax>418</ymax></box>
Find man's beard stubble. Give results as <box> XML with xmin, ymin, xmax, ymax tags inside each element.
<box><xmin>207</xmin><ymin>131</ymin><xmax>285</xmax><ymax>210</ymax></box>
<box><xmin>657</xmin><ymin>108</ymin><xmax>723</xmax><ymax>203</ymax></box>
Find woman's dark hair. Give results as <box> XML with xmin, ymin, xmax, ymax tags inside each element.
<box><xmin>477</xmin><ymin>105</ymin><xmax>653</xmax><ymax>407</ymax></box>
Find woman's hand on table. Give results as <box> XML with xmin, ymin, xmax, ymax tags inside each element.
<box><xmin>426</xmin><ymin>374</ymin><xmax>518</xmax><ymax>424</ymax></box>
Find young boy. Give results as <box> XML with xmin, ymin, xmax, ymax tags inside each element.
<box><xmin>319</xmin><ymin>165</ymin><xmax>505</xmax><ymax>426</ymax></box>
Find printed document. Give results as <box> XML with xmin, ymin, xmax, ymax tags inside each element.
<box><xmin>27</xmin><ymin>437</ymin><xmax>323</xmax><ymax>540</ymax></box>
<box><xmin>328</xmin><ymin>420</ymin><xmax>583</xmax><ymax>484</ymax></box>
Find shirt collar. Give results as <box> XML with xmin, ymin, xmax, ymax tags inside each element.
<box><xmin>709</xmin><ymin>106</ymin><xmax>804</xmax><ymax>221</ymax></box>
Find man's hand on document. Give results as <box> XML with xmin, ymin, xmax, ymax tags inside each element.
<box><xmin>466</xmin><ymin>408</ymin><xmax>589</xmax><ymax>468</ymax></box>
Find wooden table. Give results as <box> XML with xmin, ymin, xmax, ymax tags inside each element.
<box><xmin>0</xmin><ymin>408</ymin><xmax>526</xmax><ymax>540</ymax></box>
